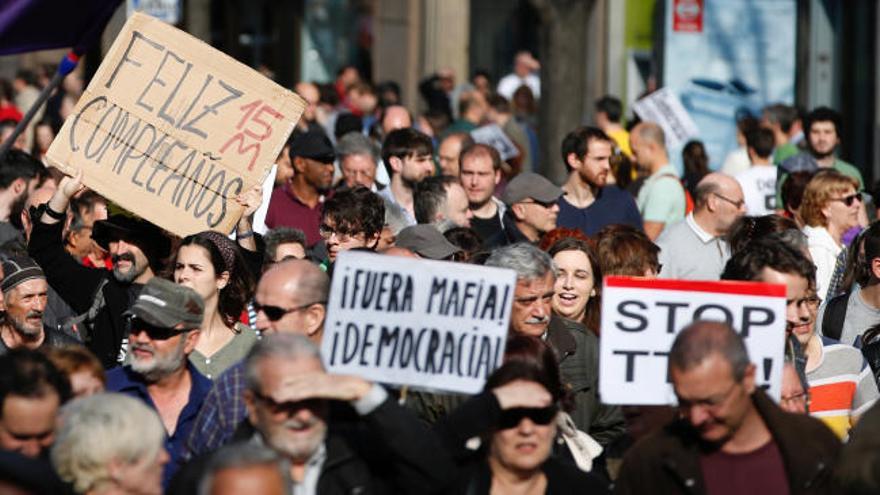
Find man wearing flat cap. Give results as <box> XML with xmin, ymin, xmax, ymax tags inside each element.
<box><xmin>29</xmin><ymin>172</ymin><xmax>171</xmax><ymax>368</ymax></box>
<box><xmin>486</xmin><ymin>172</ymin><xmax>562</xmax><ymax>248</ymax></box>
<box><xmin>107</xmin><ymin>277</ymin><xmax>210</xmax><ymax>489</ymax></box>
<box><xmin>394</xmin><ymin>224</ymin><xmax>462</xmax><ymax>261</ymax></box>
<box><xmin>0</xmin><ymin>256</ymin><xmax>77</xmax><ymax>353</ymax></box>
<box><xmin>265</xmin><ymin>130</ymin><xmax>336</xmax><ymax>247</ymax></box>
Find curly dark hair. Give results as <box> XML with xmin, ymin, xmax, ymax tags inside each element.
<box><xmin>322</xmin><ymin>187</ymin><xmax>385</xmax><ymax>239</ymax></box>
<box><xmin>168</xmin><ymin>233</ymin><xmax>254</xmax><ymax>327</ymax></box>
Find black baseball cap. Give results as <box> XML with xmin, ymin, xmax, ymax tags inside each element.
<box><xmin>289</xmin><ymin>130</ymin><xmax>336</xmax><ymax>163</ymax></box>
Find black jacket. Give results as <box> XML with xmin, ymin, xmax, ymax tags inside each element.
<box><xmin>170</xmin><ymin>395</ymin><xmax>454</xmax><ymax>495</ymax></box>
<box><xmin>614</xmin><ymin>389</ymin><xmax>841</xmax><ymax>494</ymax></box>
<box><xmin>28</xmin><ymin>218</ymin><xmax>138</xmax><ymax>368</ymax></box>
<box><xmin>484</xmin><ymin>210</ymin><xmax>534</xmax><ymax>249</ymax></box>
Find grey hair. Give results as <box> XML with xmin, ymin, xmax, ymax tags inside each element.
<box><xmin>244</xmin><ymin>333</ymin><xmax>323</xmax><ymax>392</ymax></box>
<box><xmin>197</xmin><ymin>443</ymin><xmax>290</xmax><ymax>495</ymax></box>
<box><xmin>336</xmin><ymin>132</ymin><xmax>379</xmax><ymax>162</ymax></box>
<box><xmin>383</xmin><ymin>198</ymin><xmax>410</xmax><ymax>236</ymax></box>
<box><xmin>263</xmin><ymin>227</ymin><xmax>307</xmax><ymax>264</ymax></box>
<box><xmin>693</xmin><ymin>179</ymin><xmax>720</xmax><ymax>209</ymax></box>
<box><xmin>484</xmin><ymin>242</ymin><xmax>557</xmax><ymax>280</ymax></box>
<box><xmin>668</xmin><ymin>320</ymin><xmax>751</xmax><ymax>382</ymax></box>
<box><xmin>51</xmin><ymin>393</ymin><xmax>166</xmax><ymax>494</ymax></box>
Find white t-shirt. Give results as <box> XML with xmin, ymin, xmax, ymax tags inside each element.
<box><xmin>735</xmin><ymin>165</ymin><xmax>778</xmax><ymax>216</ymax></box>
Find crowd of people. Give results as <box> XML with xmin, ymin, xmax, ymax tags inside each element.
<box><xmin>1</xmin><ymin>52</ymin><xmax>880</xmax><ymax>494</ymax></box>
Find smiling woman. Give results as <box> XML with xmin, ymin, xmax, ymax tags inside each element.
<box><xmin>547</xmin><ymin>236</ymin><xmax>602</xmax><ymax>335</ymax></box>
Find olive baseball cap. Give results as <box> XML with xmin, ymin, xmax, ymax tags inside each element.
<box><xmin>124</xmin><ymin>278</ymin><xmax>204</xmax><ymax>330</ymax></box>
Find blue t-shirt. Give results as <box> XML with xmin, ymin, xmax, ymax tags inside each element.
<box><xmin>557</xmin><ymin>185</ymin><xmax>643</xmax><ymax>236</ymax></box>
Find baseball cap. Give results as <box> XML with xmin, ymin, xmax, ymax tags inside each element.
<box><xmin>124</xmin><ymin>278</ymin><xmax>204</xmax><ymax>330</ymax></box>
<box><xmin>289</xmin><ymin>130</ymin><xmax>336</xmax><ymax>163</ymax></box>
<box><xmin>395</xmin><ymin>225</ymin><xmax>462</xmax><ymax>260</ymax></box>
<box><xmin>501</xmin><ymin>172</ymin><xmax>563</xmax><ymax>206</ymax></box>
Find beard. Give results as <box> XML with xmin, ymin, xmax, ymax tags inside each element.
<box><xmin>264</xmin><ymin>415</ymin><xmax>327</xmax><ymax>462</ymax></box>
<box><xmin>112</xmin><ymin>252</ymin><xmax>147</xmax><ymax>283</ymax></box>
<box><xmin>8</xmin><ymin>192</ymin><xmax>27</xmax><ymax>230</ymax></box>
<box><xmin>130</xmin><ymin>336</ymin><xmax>187</xmax><ymax>382</ymax></box>
<box><xmin>9</xmin><ymin>310</ymin><xmax>43</xmax><ymax>338</ymax></box>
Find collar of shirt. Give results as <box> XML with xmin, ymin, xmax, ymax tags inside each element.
<box><xmin>110</xmin><ymin>362</ymin><xmax>213</xmax><ymax>422</ymax></box>
<box><xmin>284</xmin><ymin>182</ymin><xmax>326</xmax><ymax>210</ymax></box>
<box><xmin>685</xmin><ymin>212</ymin><xmax>716</xmax><ymax>244</ymax></box>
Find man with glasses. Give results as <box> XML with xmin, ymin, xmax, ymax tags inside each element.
<box><xmin>106</xmin><ymin>277</ymin><xmax>210</xmax><ymax>488</ymax></box>
<box><xmin>616</xmin><ymin>321</ymin><xmax>841</xmax><ymax>494</ymax></box>
<box><xmin>319</xmin><ymin>186</ymin><xmax>384</xmax><ymax>266</ymax></box>
<box><xmin>486</xmin><ymin>172</ymin><xmax>562</xmax><ymax>248</ymax></box>
<box><xmin>185</xmin><ymin>259</ymin><xmax>330</xmax><ymax>458</ymax></box>
<box><xmin>657</xmin><ymin>173</ymin><xmax>746</xmax><ymax>280</ymax></box>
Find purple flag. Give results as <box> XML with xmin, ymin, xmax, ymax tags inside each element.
<box><xmin>0</xmin><ymin>0</ymin><xmax>122</xmax><ymax>55</ymax></box>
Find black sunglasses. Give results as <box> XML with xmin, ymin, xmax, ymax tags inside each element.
<box><xmin>253</xmin><ymin>391</ymin><xmax>325</xmax><ymax>416</ymax></box>
<box><xmin>497</xmin><ymin>406</ymin><xmax>558</xmax><ymax>430</ymax></box>
<box><xmin>833</xmin><ymin>192</ymin><xmax>863</xmax><ymax>207</ymax></box>
<box><xmin>127</xmin><ymin>317</ymin><xmax>187</xmax><ymax>340</ymax></box>
<box><xmin>253</xmin><ymin>300</ymin><xmax>326</xmax><ymax>322</ymax></box>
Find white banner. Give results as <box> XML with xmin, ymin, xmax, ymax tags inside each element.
<box><xmin>322</xmin><ymin>251</ymin><xmax>516</xmax><ymax>394</ymax></box>
<box><xmin>631</xmin><ymin>88</ymin><xmax>699</xmax><ymax>150</ymax></box>
<box><xmin>599</xmin><ymin>276</ymin><xmax>787</xmax><ymax>405</ymax></box>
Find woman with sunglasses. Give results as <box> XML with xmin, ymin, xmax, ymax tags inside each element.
<box><xmin>546</xmin><ymin>236</ymin><xmax>602</xmax><ymax>337</ymax></box>
<box><xmin>800</xmin><ymin>170</ymin><xmax>864</xmax><ymax>299</ymax></box>
<box><xmin>170</xmin><ymin>231</ymin><xmax>256</xmax><ymax>379</ymax></box>
<box><xmin>437</xmin><ymin>338</ymin><xmax>609</xmax><ymax>494</ymax></box>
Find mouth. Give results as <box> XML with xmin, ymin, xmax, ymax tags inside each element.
<box><xmin>132</xmin><ymin>347</ymin><xmax>154</xmax><ymax>359</ymax></box>
<box><xmin>515</xmin><ymin>442</ymin><xmax>538</xmax><ymax>454</ymax></box>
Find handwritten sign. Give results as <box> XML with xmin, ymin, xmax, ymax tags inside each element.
<box><xmin>47</xmin><ymin>13</ymin><xmax>305</xmax><ymax>236</ymax></box>
<box><xmin>631</xmin><ymin>87</ymin><xmax>699</xmax><ymax>150</ymax></box>
<box><xmin>599</xmin><ymin>277</ymin><xmax>786</xmax><ymax>405</ymax></box>
<box><xmin>322</xmin><ymin>251</ymin><xmax>516</xmax><ymax>394</ymax></box>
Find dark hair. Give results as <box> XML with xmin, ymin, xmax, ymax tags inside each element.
<box><xmin>68</xmin><ymin>191</ymin><xmax>106</xmax><ymax>233</ymax></box>
<box><xmin>804</xmin><ymin>106</ymin><xmax>842</xmax><ymax>137</ymax></box>
<box><xmin>334</xmin><ymin>113</ymin><xmax>362</xmax><ymax>140</ymax></box>
<box><xmin>511</xmin><ymin>85</ymin><xmax>536</xmax><ymax>116</ymax></box>
<box><xmin>263</xmin><ymin>227</ymin><xmax>307</xmax><ymax>266</ymax></box>
<box><xmin>781</xmin><ymin>170</ymin><xmax>815</xmax><ymax>213</ymax></box>
<box><xmin>459</xmin><ymin>143</ymin><xmax>502</xmax><ymax>172</ymax></box>
<box><xmin>30</xmin><ymin>118</ymin><xmax>54</xmax><ymax>156</ymax></box>
<box><xmin>0</xmin><ymin>149</ymin><xmax>43</xmax><ymax>190</ymax></box>
<box><xmin>595</xmin><ymin>224</ymin><xmax>660</xmax><ymax>277</ymax></box>
<box><xmin>595</xmin><ymin>95</ymin><xmax>623</xmax><ymax>123</ymax></box>
<box><xmin>500</xmin><ymin>335</ymin><xmax>572</xmax><ymax>411</ymax></box>
<box><xmin>682</xmin><ymin>140</ymin><xmax>710</xmax><ymax>177</ymax></box>
<box><xmin>381</xmin><ymin>128</ymin><xmax>433</xmax><ymax>176</ymax></box>
<box><xmin>560</xmin><ymin>126</ymin><xmax>613</xmax><ymax>169</ymax></box>
<box><xmin>727</xmin><ymin>214</ymin><xmax>800</xmax><ymax>255</ymax></box>
<box><xmin>170</xmin><ymin>233</ymin><xmax>254</xmax><ymax>327</ymax></box>
<box><xmin>0</xmin><ymin>349</ymin><xmax>71</xmax><ymax>410</ymax></box>
<box><xmin>414</xmin><ymin>175</ymin><xmax>458</xmax><ymax>224</ymax></box>
<box><xmin>322</xmin><ymin>186</ymin><xmax>385</xmax><ymax>239</ymax></box>
<box><xmin>745</xmin><ymin>127</ymin><xmax>775</xmax><ymax>159</ymax></box>
<box><xmin>547</xmin><ymin>236</ymin><xmax>603</xmax><ymax>334</ymax></box>
<box><xmin>736</xmin><ymin>115</ymin><xmax>761</xmax><ymax>136</ymax></box>
<box><xmin>486</xmin><ymin>93</ymin><xmax>510</xmax><ymax>114</ymax></box>
<box><xmin>443</xmin><ymin>227</ymin><xmax>483</xmax><ymax>262</ymax></box>
<box><xmin>669</xmin><ymin>321</ymin><xmax>751</xmax><ymax>382</ymax></box>
<box><xmin>721</xmin><ymin>238</ymin><xmax>815</xmax><ymax>286</ymax></box>
<box><xmin>763</xmin><ymin>104</ymin><xmax>799</xmax><ymax>134</ymax></box>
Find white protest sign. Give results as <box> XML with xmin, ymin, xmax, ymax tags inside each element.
<box><xmin>599</xmin><ymin>276</ymin><xmax>786</xmax><ymax>405</ymax></box>
<box><xmin>322</xmin><ymin>251</ymin><xmax>516</xmax><ymax>394</ymax></box>
<box><xmin>47</xmin><ymin>13</ymin><xmax>305</xmax><ymax>237</ymax></box>
<box><xmin>631</xmin><ymin>87</ymin><xmax>699</xmax><ymax>149</ymax></box>
<box><xmin>471</xmin><ymin>124</ymin><xmax>520</xmax><ymax>161</ymax></box>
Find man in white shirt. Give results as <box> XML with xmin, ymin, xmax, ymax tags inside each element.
<box><xmin>736</xmin><ymin>127</ymin><xmax>779</xmax><ymax>216</ymax></box>
<box><xmin>496</xmin><ymin>51</ymin><xmax>540</xmax><ymax>100</ymax></box>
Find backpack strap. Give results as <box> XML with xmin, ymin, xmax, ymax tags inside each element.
<box><xmin>822</xmin><ymin>292</ymin><xmax>850</xmax><ymax>341</ymax></box>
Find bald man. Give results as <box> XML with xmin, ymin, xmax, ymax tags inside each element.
<box><xmin>656</xmin><ymin>173</ymin><xmax>746</xmax><ymax>280</ymax></box>
<box><xmin>184</xmin><ymin>259</ymin><xmax>330</xmax><ymax>458</ymax></box>
<box><xmin>630</xmin><ymin>122</ymin><xmax>686</xmax><ymax>240</ymax></box>
<box><xmin>381</xmin><ymin>105</ymin><xmax>412</xmax><ymax>136</ymax></box>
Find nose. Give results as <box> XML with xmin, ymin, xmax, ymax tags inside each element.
<box><xmin>561</xmin><ymin>274</ymin><xmax>574</xmax><ymax>289</ymax></box>
<box><xmin>687</xmin><ymin>405</ymin><xmax>710</xmax><ymax>428</ymax></box>
<box><xmin>517</xmin><ymin>417</ymin><xmax>536</xmax><ymax>435</ymax></box>
<box><xmin>549</xmin><ymin>203</ymin><xmax>560</xmax><ymax>213</ymax></box>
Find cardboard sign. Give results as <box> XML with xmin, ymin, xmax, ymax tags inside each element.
<box><xmin>47</xmin><ymin>13</ymin><xmax>305</xmax><ymax>236</ymax></box>
<box><xmin>471</xmin><ymin>124</ymin><xmax>520</xmax><ymax>162</ymax></box>
<box><xmin>599</xmin><ymin>277</ymin><xmax>787</xmax><ymax>405</ymax></box>
<box><xmin>631</xmin><ymin>87</ymin><xmax>699</xmax><ymax>150</ymax></box>
<box><xmin>322</xmin><ymin>251</ymin><xmax>516</xmax><ymax>394</ymax></box>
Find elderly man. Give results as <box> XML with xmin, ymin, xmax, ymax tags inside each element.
<box><xmin>185</xmin><ymin>259</ymin><xmax>330</xmax><ymax>459</ymax></box>
<box><xmin>484</xmin><ymin>243</ymin><xmax>625</xmax><ymax>447</ymax></box>
<box><xmin>0</xmin><ymin>349</ymin><xmax>70</xmax><ymax>459</ymax></box>
<box><xmin>437</xmin><ymin>132</ymin><xmax>474</xmax><ymax>177</ymax></box>
<box><xmin>30</xmin><ymin>172</ymin><xmax>171</xmax><ymax>367</ymax></box>
<box><xmin>657</xmin><ymin>173</ymin><xmax>746</xmax><ymax>280</ymax></box>
<box><xmin>630</xmin><ymin>122</ymin><xmax>686</xmax><ymax>240</ymax></box>
<box><xmin>414</xmin><ymin>175</ymin><xmax>472</xmax><ymax>231</ymax></box>
<box><xmin>616</xmin><ymin>321</ymin><xmax>840</xmax><ymax>494</ymax></box>
<box><xmin>487</xmin><ymin>172</ymin><xmax>561</xmax><ymax>247</ymax></box>
<box><xmin>262</xmin><ymin>227</ymin><xmax>307</xmax><ymax>268</ymax></box>
<box><xmin>335</xmin><ymin>132</ymin><xmax>382</xmax><ymax>191</ymax></box>
<box><xmin>0</xmin><ymin>257</ymin><xmax>77</xmax><ymax>353</ymax></box>
<box><xmin>106</xmin><ymin>278</ymin><xmax>210</xmax><ymax>487</ymax></box>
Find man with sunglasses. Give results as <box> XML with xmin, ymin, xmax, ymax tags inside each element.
<box><xmin>106</xmin><ymin>277</ymin><xmax>211</xmax><ymax>489</ymax></box>
<box><xmin>657</xmin><ymin>173</ymin><xmax>746</xmax><ymax>281</ymax></box>
<box><xmin>616</xmin><ymin>321</ymin><xmax>840</xmax><ymax>494</ymax></box>
<box><xmin>184</xmin><ymin>259</ymin><xmax>330</xmax><ymax>460</ymax></box>
<box><xmin>486</xmin><ymin>172</ymin><xmax>562</xmax><ymax>248</ymax></box>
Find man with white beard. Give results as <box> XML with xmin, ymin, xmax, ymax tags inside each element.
<box><xmin>106</xmin><ymin>277</ymin><xmax>210</xmax><ymax>490</ymax></box>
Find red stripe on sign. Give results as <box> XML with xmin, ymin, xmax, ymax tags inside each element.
<box><xmin>604</xmin><ymin>276</ymin><xmax>786</xmax><ymax>297</ymax></box>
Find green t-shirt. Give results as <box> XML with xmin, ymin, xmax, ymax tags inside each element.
<box><xmin>773</xmin><ymin>142</ymin><xmax>800</xmax><ymax>165</ymax></box>
<box><xmin>637</xmin><ymin>164</ymin><xmax>686</xmax><ymax>227</ymax></box>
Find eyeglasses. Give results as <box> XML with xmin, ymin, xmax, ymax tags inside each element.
<box><xmin>712</xmin><ymin>192</ymin><xmax>745</xmax><ymax>209</ymax></box>
<box><xmin>252</xmin><ymin>391</ymin><xmax>324</xmax><ymax>417</ymax></box>
<box><xmin>781</xmin><ymin>390</ymin><xmax>811</xmax><ymax>409</ymax></box>
<box><xmin>319</xmin><ymin>223</ymin><xmax>364</xmax><ymax>243</ymax></box>
<box><xmin>127</xmin><ymin>317</ymin><xmax>188</xmax><ymax>340</ymax></box>
<box><xmin>832</xmin><ymin>192</ymin><xmax>863</xmax><ymax>207</ymax></box>
<box><xmin>497</xmin><ymin>406</ymin><xmax>558</xmax><ymax>429</ymax></box>
<box><xmin>677</xmin><ymin>381</ymin><xmax>739</xmax><ymax>412</ymax></box>
<box><xmin>253</xmin><ymin>300</ymin><xmax>326</xmax><ymax>322</ymax></box>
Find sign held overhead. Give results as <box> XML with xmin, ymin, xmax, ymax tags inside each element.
<box><xmin>47</xmin><ymin>12</ymin><xmax>305</xmax><ymax>237</ymax></box>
